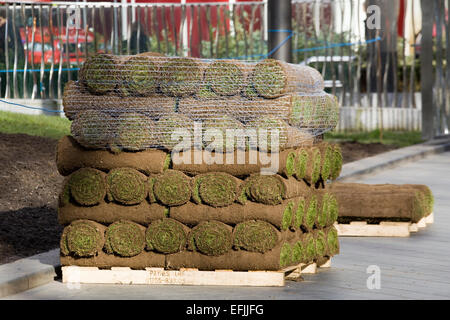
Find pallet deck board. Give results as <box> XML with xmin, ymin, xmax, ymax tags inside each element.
<box><xmin>62</xmin><ymin>259</ymin><xmax>330</xmax><ymax>287</ymax></box>
<box><xmin>335</xmin><ymin>213</ymin><xmax>433</xmax><ymax>237</ymax></box>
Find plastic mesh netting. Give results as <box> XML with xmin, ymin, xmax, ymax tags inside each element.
<box><xmin>63</xmin><ymin>53</ymin><xmax>339</xmax><ymax>152</ymax></box>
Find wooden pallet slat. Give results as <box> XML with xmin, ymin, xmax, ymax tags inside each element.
<box><xmin>62</xmin><ymin>259</ymin><xmax>332</xmax><ymax>287</ymax></box>
<box><xmin>335</xmin><ymin>212</ymin><xmax>434</xmax><ymax>237</ymax></box>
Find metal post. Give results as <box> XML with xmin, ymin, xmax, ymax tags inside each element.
<box><xmin>267</xmin><ymin>0</ymin><xmax>292</xmax><ymax>62</ymax></box>
<box><xmin>420</xmin><ymin>0</ymin><xmax>435</xmax><ymax>140</ymax></box>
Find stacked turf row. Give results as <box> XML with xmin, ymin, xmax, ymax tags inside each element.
<box><xmin>59</xmin><ymin>219</ymin><xmax>339</xmax><ymax>270</ymax></box>
<box><xmin>330</xmin><ymin>183</ymin><xmax>434</xmax><ymax>224</ymax></box>
<box><xmin>56</xmin><ymin>136</ymin><xmax>343</xmax><ymax>186</ymax></box>
<box><xmin>58</xmin><ymin>167</ymin><xmax>339</xmax><ymax>224</ymax></box>
<box><xmin>64</xmin><ymin>53</ymin><xmax>339</xmax><ymax>151</ymax></box>
<box><xmin>76</xmin><ymin>53</ymin><xmax>324</xmax><ymax>98</ymax></box>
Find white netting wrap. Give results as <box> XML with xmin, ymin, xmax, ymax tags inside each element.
<box><xmin>64</xmin><ymin>53</ymin><xmax>339</xmax><ymax>152</ymax></box>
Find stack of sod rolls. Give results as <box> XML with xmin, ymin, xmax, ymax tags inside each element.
<box><xmin>330</xmin><ymin>183</ymin><xmax>434</xmax><ymax>224</ymax></box>
<box><xmin>63</xmin><ymin>53</ymin><xmax>340</xmax><ymax>152</ymax></box>
<box><xmin>57</xmin><ymin>136</ymin><xmax>343</xmax><ymax>270</ymax></box>
<box><xmin>57</xmin><ymin>52</ymin><xmax>343</xmax><ymax>272</ymax></box>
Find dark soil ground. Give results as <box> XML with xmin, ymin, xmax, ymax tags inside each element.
<box><xmin>0</xmin><ymin>133</ymin><xmax>398</xmax><ymax>264</ymax></box>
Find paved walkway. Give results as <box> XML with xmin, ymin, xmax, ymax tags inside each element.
<box><xmin>4</xmin><ymin>152</ymin><xmax>450</xmax><ymax>299</ymax></box>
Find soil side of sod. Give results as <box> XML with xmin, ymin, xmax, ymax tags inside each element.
<box><xmin>0</xmin><ymin>133</ymin><xmax>397</xmax><ymax>265</ymax></box>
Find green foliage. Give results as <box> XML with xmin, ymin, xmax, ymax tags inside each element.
<box><xmin>324</xmin><ymin>129</ymin><xmax>423</xmax><ymax>148</ymax></box>
<box><xmin>0</xmin><ymin>110</ymin><xmax>70</xmax><ymax>140</ymax></box>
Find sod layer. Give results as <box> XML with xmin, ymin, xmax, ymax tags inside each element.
<box><xmin>233</xmin><ymin>220</ymin><xmax>279</xmax><ymax>253</ymax></box>
<box><xmin>188</xmin><ymin>221</ymin><xmax>233</xmax><ymax>256</ymax></box>
<box><xmin>250</xmin><ymin>59</ymin><xmax>324</xmax><ymax>98</ymax></box>
<box><xmin>203</xmin><ymin>60</ymin><xmax>245</xmax><ymax>96</ymax></box>
<box><xmin>170</xmin><ymin>197</ymin><xmax>308</xmax><ymax>230</ymax></box>
<box><xmin>58</xmin><ymin>201</ymin><xmax>167</xmax><ymax>225</ymax></box>
<box><xmin>106</xmin><ymin>168</ymin><xmax>148</xmax><ymax>205</ymax></box>
<box><xmin>152</xmin><ymin>170</ymin><xmax>192</xmax><ymax>206</ymax></box>
<box><xmin>79</xmin><ymin>53</ymin><xmax>118</xmax><ymax>94</ymax></box>
<box><xmin>117</xmin><ymin>55</ymin><xmax>159</xmax><ymax>96</ymax></box>
<box><xmin>146</xmin><ymin>218</ymin><xmax>189</xmax><ymax>254</ymax></box>
<box><xmin>56</xmin><ymin>136</ymin><xmax>170</xmax><ymax>176</ymax></box>
<box><xmin>192</xmin><ymin>172</ymin><xmax>241</xmax><ymax>207</ymax></box>
<box><xmin>330</xmin><ymin>183</ymin><xmax>428</xmax><ymax>223</ymax></box>
<box><xmin>158</xmin><ymin>57</ymin><xmax>204</xmax><ymax>97</ymax></box>
<box><xmin>62</xmin><ymin>80</ymin><xmax>177</xmax><ymax>121</ymax></box>
<box><xmin>104</xmin><ymin>220</ymin><xmax>146</xmax><ymax>257</ymax></box>
<box><xmin>60</xmin><ymin>220</ymin><xmax>106</xmax><ymax>258</ymax></box>
<box><xmin>67</xmin><ymin>168</ymin><xmax>107</xmax><ymax>206</ymax></box>
<box><xmin>60</xmin><ymin>251</ymin><xmax>165</xmax><ymax>269</ymax></box>
<box><xmin>70</xmin><ymin>110</ymin><xmax>114</xmax><ymax>149</ymax></box>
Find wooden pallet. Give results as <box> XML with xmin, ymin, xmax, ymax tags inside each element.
<box><xmin>62</xmin><ymin>259</ymin><xmax>331</xmax><ymax>287</ymax></box>
<box><xmin>335</xmin><ymin>212</ymin><xmax>434</xmax><ymax>237</ymax></box>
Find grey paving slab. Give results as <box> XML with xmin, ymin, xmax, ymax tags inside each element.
<box><xmin>3</xmin><ymin>152</ymin><xmax>450</xmax><ymax>300</ymax></box>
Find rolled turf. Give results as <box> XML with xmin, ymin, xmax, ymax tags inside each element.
<box><xmin>166</xmin><ymin>236</ymin><xmax>303</xmax><ymax>271</ymax></box>
<box><xmin>152</xmin><ymin>170</ymin><xmax>192</xmax><ymax>206</ymax></box>
<box><xmin>155</xmin><ymin>113</ymin><xmax>194</xmax><ymax>150</ymax></box>
<box><xmin>313</xmin><ymin>229</ymin><xmax>328</xmax><ymax>258</ymax></box>
<box><xmin>330</xmin><ymin>144</ymin><xmax>343</xmax><ymax>180</ymax></box>
<box><xmin>60</xmin><ymin>220</ymin><xmax>106</xmax><ymax>258</ymax></box>
<box><xmin>300</xmin><ymin>146</ymin><xmax>322</xmax><ymax>185</ymax></box>
<box><xmin>318</xmin><ymin>142</ymin><xmax>334</xmax><ymax>182</ymax></box>
<box><xmin>113</xmin><ymin>112</ymin><xmax>156</xmax><ymax>151</ymax></box>
<box><xmin>159</xmin><ymin>57</ymin><xmax>204</xmax><ymax>97</ymax></box>
<box><xmin>117</xmin><ymin>55</ymin><xmax>159</xmax><ymax>96</ymax></box>
<box><xmin>67</xmin><ymin>168</ymin><xmax>107</xmax><ymax>206</ymax></box>
<box><xmin>330</xmin><ymin>183</ymin><xmax>427</xmax><ymax>223</ymax></box>
<box><xmin>62</xmin><ymin>80</ymin><xmax>177</xmax><ymax>121</ymax></box>
<box><xmin>243</xmin><ymin>174</ymin><xmax>310</xmax><ymax>205</ymax></box>
<box><xmin>104</xmin><ymin>220</ymin><xmax>146</xmax><ymax>257</ymax></box>
<box><xmin>79</xmin><ymin>53</ymin><xmax>118</xmax><ymax>94</ymax></box>
<box><xmin>70</xmin><ymin>110</ymin><xmax>114</xmax><ymax>149</ymax></box>
<box><xmin>202</xmin><ymin>115</ymin><xmax>246</xmax><ymax>152</ymax></box>
<box><xmin>170</xmin><ymin>198</ymin><xmax>302</xmax><ymax>231</ymax></box>
<box><xmin>203</xmin><ymin>60</ymin><xmax>245</xmax><ymax>96</ymax></box>
<box><xmin>188</xmin><ymin>221</ymin><xmax>233</xmax><ymax>256</ymax></box>
<box><xmin>60</xmin><ymin>251</ymin><xmax>165</xmax><ymax>269</ymax></box>
<box><xmin>302</xmin><ymin>232</ymin><xmax>316</xmax><ymax>263</ymax></box>
<box><xmin>56</xmin><ymin>136</ymin><xmax>171</xmax><ymax>177</ymax></box>
<box><xmin>145</xmin><ymin>218</ymin><xmax>189</xmax><ymax>254</ymax></box>
<box><xmin>106</xmin><ymin>168</ymin><xmax>148</xmax><ymax>205</ymax></box>
<box><xmin>58</xmin><ymin>201</ymin><xmax>168</xmax><ymax>225</ymax></box>
<box><xmin>172</xmin><ymin>148</ymin><xmax>302</xmax><ymax>177</ymax></box>
<box><xmin>250</xmin><ymin>59</ymin><xmax>324</xmax><ymax>98</ymax></box>
<box><xmin>325</xmin><ymin>226</ymin><xmax>340</xmax><ymax>256</ymax></box>
<box><xmin>192</xmin><ymin>172</ymin><xmax>242</xmax><ymax>207</ymax></box>
<box><xmin>233</xmin><ymin>220</ymin><xmax>279</xmax><ymax>253</ymax></box>
<box><xmin>245</xmin><ymin>116</ymin><xmax>289</xmax><ymax>152</ymax></box>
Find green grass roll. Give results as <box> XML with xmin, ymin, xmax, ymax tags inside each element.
<box><xmin>159</xmin><ymin>57</ymin><xmax>203</xmax><ymax>97</ymax></box>
<box><xmin>145</xmin><ymin>218</ymin><xmax>188</xmax><ymax>254</ymax></box>
<box><xmin>113</xmin><ymin>112</ymin><xmax>156</xmax><ymax>151</ymax></box>
<box><xmin>188</xmin><ymin>220</ymin><xmax>233</xmax><ymax>256</ymax></box>
<box><xmin>79</xmin><ymin>53</ymin><xmax>118</xmax><ymax>94</ymax></box>
<box><xmin>117</xmin><ymin>55</ymin><xmax>159</xmax><ymax>96</ymax></box>
<box><xmin>67</xmin><ymin>168</ymin><xmax>106</xmax><ymax>206</ymax></box>
<box><xmin>152</xmin><ymin>170</ymin><xmax>192</xmax><ymax>206</ymax></box>
<box><xmin>60</xmin><ymin>220</ymin><xmax>106</xmax><ymax>258</ymax></box>
<box><xmin>104</xmin><ymin>220</ymin><xmax>146</xmax><ymax>257</ymax></box>
<box><xmin>233</xmin><ymin>220</ymin><xmax>279</xmax><ymax>253</ymax></box>
<box><xmin>203</xmin><ymin>60</ymin><xmax>245</xmax><ymax>96</ymax></box>
<box><xmin>70</xmin><ymin>110</ymin><xmax>114</xmax><ymax>149</ymax></box>
<box><xmin>106</xmin><ymin>168</ymin><xmax>148</xmax><ymax>205</ymax></box>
